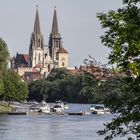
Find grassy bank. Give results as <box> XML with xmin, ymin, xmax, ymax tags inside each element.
<box><xmin>0</xmin><ymin>103</ymin><xmax>11</xmax><ymax>114</ymax></box>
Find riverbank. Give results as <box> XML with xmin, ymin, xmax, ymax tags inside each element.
<box><xmin>0</xmin><ymin>103</ymin><xmax>11</xmax><ymax>114</ymax></box>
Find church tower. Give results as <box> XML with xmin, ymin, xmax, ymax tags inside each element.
<box><xmin>49</xmin><ymin>8</ymin><xmax>63</xmax><ymax>64</ymax></box>
<box><xmin>49</xmin><ymin>8</ymin><xmax>68</xmax><ymax>68</ymax></box>
<box><xmin>29</xmin><ymin>6</ymin><xmax>44</xmax><ymax>67</ymax></box>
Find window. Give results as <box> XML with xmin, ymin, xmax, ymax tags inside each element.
<box><xmin>38</xmin><ymin>53</ymin><xmax>41</xmax><ymax>61</ymax></box>
<box><xmin>48</xmin><ymin>64</ymin><xmax>50</xmax><ymax>72</ymax></box>
<box><xmin>62</xmin><ymin>62</ymin><xmax>65</xmax><ymax>67</ymax></box>
<box><xmin>62</xmin><ymin>58</ymin><xmax>65</xmax><ymax>61</ymax></box>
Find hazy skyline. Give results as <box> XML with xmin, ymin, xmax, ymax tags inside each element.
<box><xmin>0</xmin><ymin>0</ymin><xmax>122</xmax><ymax>67</ymax></box>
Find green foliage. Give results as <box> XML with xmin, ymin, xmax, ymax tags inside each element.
<box><xmin>97</xmin><ymin>0</ymin><xmax>140</xmax><ymax>139</ymax></box>
<box><xmin>28</xmin><ymin>68</ymin><xmax>100</xmax><ymax>103</ymax></box>
<box><xmin>0</xmin><ymin>38</ymin><xmax>9</xmax><ymax>97</ymax></box>
<box><xmin>0</xmin><ymin>38</ymin><xmax>9</xmax><ymax>75</ymax></box>
<box><xmin>98</xmin><ymin>77</ymin><xmax>140</xmax><ymax>139</ymax></box>
<box><xmin>0</xmin><ymin>38</ymin><xmax>27</xmax><ymax>104</ymax></box>
<box><xmin>0</xmin><ymin>79</ymin><xmax>4</xmax><ymax>96</ymax></box>
<box><xmin>47</xmin><ymin>68</ymin><xmax>72</xmax><ymax>81</ymax></box>
<box><xmin>80</xmin><ymin>73</ymin><xmax>99</xmax><ymax>103</ymax></box>
<box><xmin>97</xmin><ymin>0</ymin><xmax>140</xmax><ymax>77</ymax></box>
<box><xmin>3</xmin><ymin>70</ymin><xmax>28</xmax><ymax>104</ymax></box>
<box><xmin>96</xmin><ymin>77</ymin><xmax>122</xmax><ymax>104</ymax></box>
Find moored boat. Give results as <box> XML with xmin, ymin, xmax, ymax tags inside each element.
<box><xmin>90</xmin><ymin>104</ymin><xmax>110</xmax><ymax>115</ymax></box>
<box><xmin>29</xmin><ymin>105</ymin><xmax>39</xmax><ymax>112</ymax></box>
<box><xmin>51</xmin><ymin>100</ymin><xmax>68</xmax><ymax>112</ymax></box>
<box><xmin>39</xmin><ymin>101</ymin><xmax>50</xmax><ymax>114</ymax></box>
<box><xmin>52</xmin><ymin>104</ymin><xmax>64</xmax><ymax>112</ymax></box>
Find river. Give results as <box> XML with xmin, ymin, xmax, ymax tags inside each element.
<box><xmin>0</xmin><ymin>104</ymin><xmax>136</xmax><ymax>140</ymax></box>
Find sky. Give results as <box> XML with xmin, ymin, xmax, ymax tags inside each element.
<box><xmin>0</xmin><ymin>0</ymin><xmax>123</xmax><ymax>67</ymax></box>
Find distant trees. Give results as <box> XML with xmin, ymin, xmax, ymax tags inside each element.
<box><xmin>28</xmin><ymin>68</ymin><xmax>101</xmax><ymax>103</ymax></box>
<box><xmin>97</xmin><ymin>0</ymin><xmax>140</xmax><ymax>139</ymax></box>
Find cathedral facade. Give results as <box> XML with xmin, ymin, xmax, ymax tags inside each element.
<box><xmin>11</xmin><ymin>7</ymin><xmax>68</xmax><ymax>82</ymax></box>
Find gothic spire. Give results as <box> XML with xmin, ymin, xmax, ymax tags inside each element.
<box><xmin>51</xmin><ymin>7</ymin><xmax>59</xmax><ymax>35</ymax></box>
<box><xmin>34</xmin><ymin>5</ymin><xmax>41</xmax><ymax>34</ymax></box>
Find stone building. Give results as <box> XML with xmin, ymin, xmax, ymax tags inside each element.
<box><xmin>11</xmin><ymin>6</ymin><xmax>68</xmax><ymax>82</ymax></box>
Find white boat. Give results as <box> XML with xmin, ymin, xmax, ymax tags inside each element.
<box><xmin>90</xmin><ymin>105</ymin><xmax>110</xmax><ymax>115</ymax></box>
<box><xmin>52</xmin><ymin>100</ymin><xmax>65</xmax><ymax>112</ymax></box>
<box><xmin>29</xmin><ymin>105</ymin><xmax>39</xmax><ymax>112</ymax></box>
<box><xmin>52</xmin><ymin>104</ymin><xmax>64</xmax><ymax>112</ymax></box>
<box><xmin>89</xmin><ymin>104</ymin><xmax>96</xmax><ymax>112</ymax></box>
<box><xmin>63</xmin><ymin>101</ymin><xmax>69</xmax><ymax>110</ymax></box>
<box><xmin>55</xmin><ymin>100</ymin><xmax>69</xmax><ymax>110</ymax></box>
<box><xmin>39</xmin><ymin>101</ymin><xmax>50</xmax><ymax>114</ymax></box>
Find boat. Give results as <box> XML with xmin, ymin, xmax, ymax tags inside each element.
<box><xmin>39</xmin><ymin>101</ymin><xmax>50</xmax><ymax>114</ymax></box>
<box><xmin>63</xmin><ymin>101</ymin><xmax>69</xmax><ymax>110</ymax></box>
<box><xmin>29</xmin><ymin>105</ymin><xmax>39</xmax><ymax>112</ymax></box>
<box><xmin>90</xmin><ymin>105</ymin><xmax>110</xmax><ymax>115</ymax></box>
<box><xmin>55</xmin><ymin>100</ymin><xmax>69</xmax><ymax>110</ymax></box>
<box><xmin>51</xmin><ymin>100</ymin><xmax>66</xmax><ymax>112</ymax></box>
<box><xmin>52</xmin><ymin>104</ymin><xmax>64</xmax><ymax>112</ymax></box>
<box><xmin>51</xmin><ymin>100</ymin><xmax>68</xmax><ymax>112</ymax></box>
<box><xmin>89</xmin><ymin>104</ymin><xmax>96</xmax><ymax>112</ymax></box>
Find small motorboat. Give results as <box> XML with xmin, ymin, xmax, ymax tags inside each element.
<box><xmin>29</xmin><ymin>105</ymin><xmax>39</xmax><ymax>112</ymax></box>
<box><xmin>51</xmin><ymin>100</ymin><xmax>69</xmax><ymax>112</ymax></box>
<box><xmin>55</xmin><ymin>100</ymin><xmax>69</xmax><ymax>110</ymax></box>
<box><xmin>39</xmin><ymin>101</ymin><xmax>50</xmax><ymax>114</ymax></box>
<box><xmin>52</xmin><ymin>104</ymin><xmax>64</xmax><ymax>112</ymax></box>
<box><xmin>63</xmin><ymin>101</ymin><xmax>69</xmax><ymax>110</ymax></box>
<box><xmin>90</xmin><ymin>105</ymin><xmax>110</xmax><ymax>115</ymax></box>
<box><xmin>89</xmin><ymin>104</ymin><xmax>96</xmax><ymax>112</ymax></box>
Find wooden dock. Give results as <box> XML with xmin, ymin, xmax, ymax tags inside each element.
<box><xmin>68</xmin><ymin>112</ymin><xmax>85</xmax><ymax>115</ymax></box>
<box><xmin>8</xmin><ymin>112</ymin><xmax>27</xmax><ymax>115</ymax></box>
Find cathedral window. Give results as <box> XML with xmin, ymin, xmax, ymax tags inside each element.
<box><xmin>62</xmin><ymin>62</ymin><xmax>65</xmax><ymax>67</ymax></box>
<box><xmin>62</xmin><ymin>58</ymin><xmax>65</xmax><ymax>61</ymax></box>
<box><xmin>48</xmin><ymin>64</ymin><xmax>50</xmax><ymax>72</ymax></box>
<box><xmin>38</xmin><ymin>53</ymin><xmax>41</xmax><ymax>62</ymax></box>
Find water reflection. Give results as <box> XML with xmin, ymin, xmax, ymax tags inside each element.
<box><xmin>0</xmin><ymin>104</ymin><xmax>129</xmax><ymax>140</ymax></box>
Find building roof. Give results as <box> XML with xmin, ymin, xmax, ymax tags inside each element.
<box><xmin>57</xmin><ymin>47</ymin><xmax>68</xmax><ymax>54</ymax></box>
<box><xmin>34</xmin><ymin>63</ymin><xmax>43</xmax><ymax>68</ymax></box>
<box><xmin>16</xmin><ymin>53</ymin><xmax>29</xmax><ymax>65</ymax></box>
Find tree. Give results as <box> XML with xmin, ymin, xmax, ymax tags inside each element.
<box><xmin>0</xmin><ymin>79</ymin><xmax>4</xmax><ymax>96</ymax></box>
<box><xmin>0</xmin><ymin>38</ymin><xmax>9</xmax><ymax>73</ymax></box>
<box><xmin>3</xmin><ymin>70</ymin><xmax>28</xmax><ymax>105</ymax></box>
<box><xmin>80</xmin><ymin>73</ymin><xmax>98</xmax><ymax>103</ymax></box>
<box><xmin>97</xmin><ymin>0</ymin><xmax>140</xmax><ymax>139</ymax></box>
<box><xmin>0</xmin><ymin>38</ymin><xmax>9</xmax><ymax>97</ymax></box>
<box><xmin>47</xmin><ymin>68</ymin><xmax>72</xmax><ymax>81</ymax></box>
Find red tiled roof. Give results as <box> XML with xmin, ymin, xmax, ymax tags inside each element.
<box><xmin>34</xmin><ymin>63</ymin><xmax>43</xmax><ymax>68</ymax></box>
<box><xmin>57</xmin><ymin>47</ymin><xmax>68</xmax><ymax>53</ymax></box>
<box><xmin>32</xmin><ymin>68</ymin><xmax>40</xmax><ymax>72</ymax></box>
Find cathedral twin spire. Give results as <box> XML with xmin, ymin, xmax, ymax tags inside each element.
<box><xmin>33</xmin><ymin>6</ymin><xmax>60</xmax><ymax>40</ymax></box>
<box><xmin>51</xmin><ymin>7</ymin><xmax>59</xmax><ymax>36</ymax></box>
<box><xmin>34</xmin><ymin>6</ymin><xmax>41</xmax><ymax>35</ymax></box>
<box><xmin>29</xmin><ymin>6</ymin><xmax>63</xmax><ymax>67</ymax></box>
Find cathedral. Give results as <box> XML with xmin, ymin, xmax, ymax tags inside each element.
<box><xmin>11</xmin><ymin>6</ymin><xmax>68</xmax><ymax>82</ymax></box>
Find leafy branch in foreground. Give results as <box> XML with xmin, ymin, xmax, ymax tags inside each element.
<box><xmin>97</xmin><ymin>0</ymin><xmax>140</xmax><ymax>139</ymax></box>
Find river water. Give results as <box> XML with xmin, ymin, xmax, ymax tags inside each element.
<box><xmin>0</xmin><ymin>104</ymin><xmax>135</xmax><ymax>140</ymax></box>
